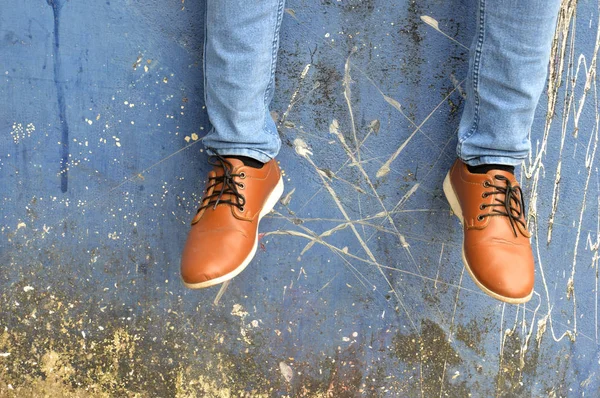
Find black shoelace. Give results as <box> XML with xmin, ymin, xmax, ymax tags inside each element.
<box><xmin>197</xmin><ymin>154</ymin><xmax>246</xmax><ymax>213</ymax></box>
<box><xmin>479</xmin><ymin>175</ymin><xmax>527</xmax><ymax>237</ymax></box>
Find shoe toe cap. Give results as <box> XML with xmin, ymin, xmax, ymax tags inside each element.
<box><xmin>465</xmin><ymin>241</ymin><xmax>534</xmax><ymax>302</ymax></box>
<box><xmin>180</xmin><ymin>228</ymin><xmax>251</xmax><ymax>286</ymax></box>
<box><xmin>180</xmin><ymin>258</ymin><xmax>225</xmax><ymax>286</ymax></box>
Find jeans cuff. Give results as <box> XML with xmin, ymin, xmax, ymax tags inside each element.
<box><xmin>461</xmin><ymin>155</ymin><xmax>523</xmax><ymax>167</ymax></box>
<box><xmin>205</xmin><ymin>147</ymin><xmax>274</xmax><ymax>163</ymax></box>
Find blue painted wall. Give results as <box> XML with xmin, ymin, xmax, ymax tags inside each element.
<box><xmin>1</xmin><ymin>0</ymin><xmax>599</xmax><ymax>396</ymax></box>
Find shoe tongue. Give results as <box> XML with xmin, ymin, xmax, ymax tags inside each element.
<box><xmin>487</xmin><ymin>170</ymin><xmax>529</xmax><ymax>236</ymax></box>
<box><xmin>204</xmin><ymin>160</ymin><xmax>244</xmax><ymax>208</ymax></box>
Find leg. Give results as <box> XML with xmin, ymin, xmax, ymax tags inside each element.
<box><xmin>181</xmin><ymin>0</ymin><xmax>285</xmax><ymax>289</ymax></box>
<box><xmin>444</xmin><ymin>0</ymin><xmax>561</xmax><ymax>304</ymax></box>
<box><xmin>457</xmin><ymin>0</ymin><xmax>562</xmax><ymax>166</ymax></box>
<box><xmin>201</xmin><ymin>0</ymin><xmax>285</xmax><ymax>162</ymax></box>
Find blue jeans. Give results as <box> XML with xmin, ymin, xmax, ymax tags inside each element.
<box><xmin>203</xmin><ymin>0</ymin><xmax>561</xmax><ymax>166</ymax></box>
<box><xmin>202</xmin><ymin>0</ymin><xmax>285</xmax><ymax>163</ymax></box>
<box><xmin>458</xmin><ymin>0</ymin><xmax>561</xmax><ymax>166</ymax></box>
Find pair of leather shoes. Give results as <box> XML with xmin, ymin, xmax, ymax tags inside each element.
<box><xmin>181</xmin><ymin>156</ymin><xmax>533</xmax><ymax>305</ymax></box>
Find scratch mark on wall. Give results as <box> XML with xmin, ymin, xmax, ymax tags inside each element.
<box><xmin>524</xmin><ymin>0</ymin><xmax>599</xmax><ymax>348</ymax></box>
<box><xmin>420</xmin><ymin>15</ymin><xmax>469</xmax><ymax>50</ymax></box>
<box><xmin>343</xmin><ymin>47</ymin><xmax>361</xmax><ymax>162</ymax></box>
<box><xmin>376</xmin><ymin>83</ymin><xmax>464</xmax><ymax>178</ymax></box>
<box><xmin>438</xmin><ymin>267</ymin><xmax>465</xmax><ymax>398</ymax></box>
<box><xmin>291</xmin><ymin>143</ymin><xmax>419</xmax><ymax>331</ymax></box>
<box><xmin>279</xmin><ymin>63</ymin><xmax>315</xmax><ymax>127</ymax></box>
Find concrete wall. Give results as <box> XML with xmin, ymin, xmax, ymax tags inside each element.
<box><xmin>1</xmin><ymin>0</ymin><xmax>598</xmax><ymax>396</ymax></box>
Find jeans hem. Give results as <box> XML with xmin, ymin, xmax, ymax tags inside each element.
<box><xmin>461</xmin><ymin>156</ymin><xmax>523</xmax><ymax>167</ymax></box>
<box><xmin>205</xmin><ymin>147</ymin><xmax>275</xmax><ymax>163</ymax></box>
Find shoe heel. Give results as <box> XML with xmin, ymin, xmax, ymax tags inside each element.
<box><xmin>443</xmin><ymin>172</ymin><xmax>464</xmax><ymax>224</ymax></box>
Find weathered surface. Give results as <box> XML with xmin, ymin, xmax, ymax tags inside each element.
<box><xmin>1</xmin><ymin>0</ymin><xmax>599</xmax><ymax>396</ymax></box>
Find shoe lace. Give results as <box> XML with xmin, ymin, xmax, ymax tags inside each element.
<box><xmin>197</xmin><ymin>154</ymin><xmax>246</xmax><ymax>213</ymax></box>
<box><xmin>479</xmin><ymin>175</ymin><xmax>527</xmax><ymax>237</ymax></box>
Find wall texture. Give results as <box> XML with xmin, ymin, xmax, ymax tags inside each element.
<box><xmin>1</xmin><ymin>0</ymin><xmax>599</xmax><ymax>396</ymax></box>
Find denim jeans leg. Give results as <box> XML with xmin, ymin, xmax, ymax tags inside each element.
<box><xmin>202</xmin><ymin>0</ymin><xmax>285</xmax><ymax>162</ymax></box>
<box><xmin>457</xmin><ymin>0</ymin><xmax>562</xmax><ymax>166</ymax></box>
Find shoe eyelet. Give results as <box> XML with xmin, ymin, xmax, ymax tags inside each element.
<box><xmin>239</xmin><ymin>183</ymin><xmax>245</xmax><ymax>190</ymax></box>
<box><xmin>239</xmin><ymin>206</ymin><xmax>245</xmax><ymax>212</ymax></box>
<box><xmin>479</xmin><ymin>204</ymin><xmax>485</xmax><ymax>210</ymax></box>
<box><xmin>477</xmin><ymin>215</ymin><xmax>484</xmax><ymax>221</ymax></box>
<box><xmin>483</xmin><ymin>181</ymin><xmax>490</xmax><ymax>188</ymax></box>
<box><xmin>481</xmin><ymin>193</ymin><xmax>488</xmax><ymax>198</ymax></box>
<box><xmin>239</xmin><ymin>172</ymin><xmax>246</xmax><ymax>179</ymax></box>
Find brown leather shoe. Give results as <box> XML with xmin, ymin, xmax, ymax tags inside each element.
<box><xmin>443</xmin><ymin>159</ymin><xmax>534</xmax><ymax>304</ymax></box>
<box><xmin>181</xmin><ymin>155</ymin><xmax>284</xmax><ymax>289</ymax></box>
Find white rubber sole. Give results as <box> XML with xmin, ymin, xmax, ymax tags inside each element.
<box><xmin>443</xmin><ymin>172</ymin><xmax>532</xmax><ymax>304</ymax></box>
<box><xmin>183</xmin><ymin>176</ymin><xmax>285</xmax><ymax>289</ymax></box>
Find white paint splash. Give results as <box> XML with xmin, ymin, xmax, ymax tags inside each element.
<box><xmin>231</xmin><ymin>304</ymin><xmax>248</xmax><ymax>319</ymax></box>
<box><xmin>280</xmin><ymin>187</ymin><xmax>296</xmax><ymax>206</ymax></box>
<box><xmin>10</xmin><ymin>122</ymin><xmax>35</xmax><ymax>144</ymax></box>
<box><xmin>420</xmin><ymin>15</ymin><xmax>469</xmax><ymax>50</ymax></box>
<box><xmin>279</xmin><ymin>362</ymin><xmax>293</xmax><ymax>383</ymax></box>
<box><xmin>293</xmin><ymin>138</ymin><xmax>313</xmax><ymax>158</ymax></box>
